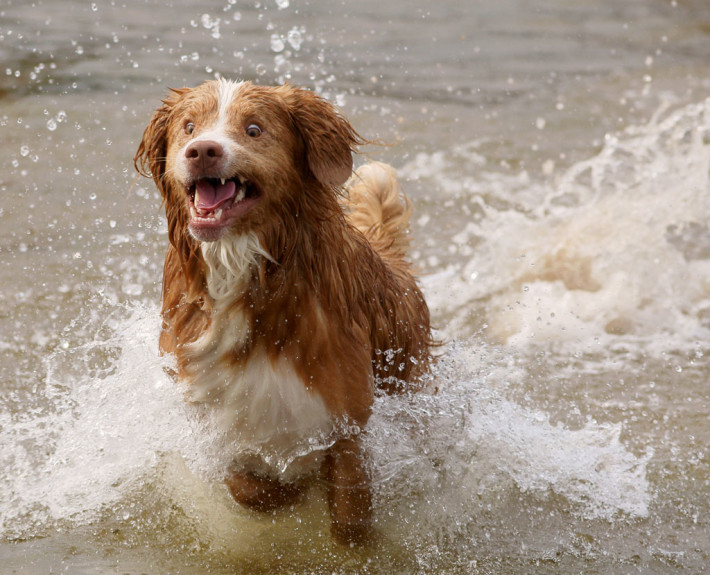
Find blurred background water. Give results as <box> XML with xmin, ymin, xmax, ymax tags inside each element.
<box><xmin>2</xmin><ymin>0</ymin><xmax>710</xmax><ymax>573</ymax></box>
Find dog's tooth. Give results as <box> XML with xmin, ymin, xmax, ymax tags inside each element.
<box><xmin>194</xmin><ymin>190</ymin><xmax>201</xmax><ymax>206</ymax></box>
<box><xmin>190</xmin><ymin>206</ymin><xmax>197</xmax><ymax>219</ymax></box>
<box><xmin>215</xmin><ymin>208</ymin><xmax>222</xmax><ymax>220</ymax></box>
<box><xmin>235</xmin><ymin>189</ymin><xmax>245</xmax><ymax>203</ymax></box>
<box><xmin>220</xmin><ymin>178</ymin><xmax>226</xmax><ymax>186</ymax></box>
<box><xmin>238</xmin><ymin>175</ymin><xmax>246</xmax><ymax>185</ymax></box>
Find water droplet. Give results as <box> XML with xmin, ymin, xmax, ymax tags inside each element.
<box><xmin>274</xmin><ymin>54</ymin><xmax>292</xmax><ymax>75</ymax></box>
<box><xmin>20</xmin><ymin>145</ymin><xmax>30</xmax><ymax>157</ymax></box>
<box><xmin>287</xmin><ymin>27</ymin><xmax>304</xmax><ymax>51</ymax></box>
<box><xmin>91</xmin><ymin>2</ymin><xmax>98</xmax><ymax>11</ymax></box>
<box><xmin>270</xmin><ymin>34</ymin><xmax>285</xmax><ymax>53</ymax></box>
<box><xmin>276</xmin><ymin>0</ymin><xmax>289</xmax><ymax>8</ymax></box>
<box><xmin>255</xmin><ymin>63</ymin><xmax>267</xmax><ymax>76</ymax></box>
<box><xmin>56</xmin><ymin>110</ymin><xmax>67</xmax><ymax>123</ymax></box>
<box><xmin>46</xmin><ymin>118</ymin><xmax>57</xmax><ymax>131</ymax></box>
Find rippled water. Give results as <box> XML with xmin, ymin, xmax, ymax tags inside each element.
<box><xmin>2</xmin><ymin>1</ymin><xmax>710</xmax><ymax>573</ymax></box>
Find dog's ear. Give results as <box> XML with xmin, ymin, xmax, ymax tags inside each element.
<box><xmin>134</xmin><ymin>89</ymin><xmax>204</xmax><ymax>298</ymax></box>
<box><xmin>134</xmin><ymin>88</ymin><xmax>190</xmax><ymax>187</ymax></box>
<box><xmin>279</xmin><ymin>85</ymin><xmax>364</xmax><ymax>188</ymax></box>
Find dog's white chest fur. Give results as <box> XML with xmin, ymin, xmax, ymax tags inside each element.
<box><xmin>185</xmin><ymin>235</ymin><xmax>334</xmax><ymax>478</ymax></box>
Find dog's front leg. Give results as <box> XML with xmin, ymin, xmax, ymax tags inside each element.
<box><xmin>324</xmin><ymin>436</ymin><xmax>373</xmax><ymax>545</ymax></box>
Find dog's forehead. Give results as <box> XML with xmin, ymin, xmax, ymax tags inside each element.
<box><xmin>181</xmin><ymin>80</ymin><xmax>286</xmax><ymax>121</ymax></box>
<box><xmin>214</xmin><ymin>78</ymin><xmax>248</xmax><ymax>108</ymax></box>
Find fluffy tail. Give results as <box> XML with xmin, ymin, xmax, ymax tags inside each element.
<box><xmin>343</xmin><ymin>162</ymin><xmax>413</xmax><ymax>257</ymax></box>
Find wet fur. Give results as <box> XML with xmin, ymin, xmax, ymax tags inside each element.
<box><xmin>134</xmin><ymin>79</ymin><xmax>432</xmax><ymax>544</ymax></box>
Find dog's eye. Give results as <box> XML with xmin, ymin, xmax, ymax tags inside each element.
<box><xmin>185</xmin><ymin>122</ymin><xmax>195</xmax><ymax>135</ymax></box>
<box><xmin>246</xmin><ymin>124</ymin><xmax>262</xmax><ymax>138</ymax></box>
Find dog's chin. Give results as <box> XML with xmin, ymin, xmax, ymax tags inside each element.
<box><xmin>188</xmin><ymin>221</ymin><xmax>228</xmax><ymax>242</ymax></box>
<box><xmin>188</xmin><ymin>207</ymin><xmax>261</xmax><ymax>242</ymax></box>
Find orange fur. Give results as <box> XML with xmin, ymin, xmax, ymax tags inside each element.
<box><xmin>134</xmin><ymin>79</ymin><xmax>432</xmax><ymax>544</ymax></box>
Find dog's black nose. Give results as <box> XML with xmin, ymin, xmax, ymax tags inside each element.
<box><xmin>185</xmin><ymin>140</ymin><xmax>225</xmax><ymax>173</ymax></box>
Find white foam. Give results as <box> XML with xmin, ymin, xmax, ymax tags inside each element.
<box><xmin>0</xmin><ymin>310</ymin><xmax>651</xmax><ymax>544</ymax></box>
<box><xmin>417</xmin><ymin>98</ymin><xmax>710</xmax><ymax>352</ymax></box>
<box><xmin>365</xmin><ymin>343</ymin><xmax>651</xmax><ymax>533</ymax></box>
<box><xmin>0</xmin><ymin>303</ymin><xmax>207</xmax><ymax>537</ymax></box>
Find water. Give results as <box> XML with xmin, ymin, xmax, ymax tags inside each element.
<box><xmin>2</xmin><ymin>0</ymin><xmax>710</xmax><ymax>572</ymax></box>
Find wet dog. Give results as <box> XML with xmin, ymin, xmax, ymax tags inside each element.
<box><xmin>134</xmin><ymin>79</ymin><xmax>432</xmax><ymax>544</ymax></box>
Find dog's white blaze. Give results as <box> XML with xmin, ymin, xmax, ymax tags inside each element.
<box><xmin>216</xmin><ymin>78</ymin><xmax>243</xmax><ymax>131</ymax></box>
<box><xmin>189</xmin><ymin>233</ymin><xmax>334</xmax><ymax>479</ymax></box>
<box><xmin>174</xmin><ymin>79</ymin><xmax>246</xmax><ymax>182</ymax></box>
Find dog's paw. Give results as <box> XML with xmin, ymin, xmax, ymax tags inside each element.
<box><xmin>330</xmin><ymin>519</ymin><xmax>374</xmax><ymax>547</ymax></box>
<box><xmin>225</xmin><ymin>469</ymin><xmax>303</xmax><ymax>512</ymax></box>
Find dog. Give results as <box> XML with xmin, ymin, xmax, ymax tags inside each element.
<box><xmin>134</xmin><ymin>78</ymin><xmax>432</xmax><ymax>544</ymax></box>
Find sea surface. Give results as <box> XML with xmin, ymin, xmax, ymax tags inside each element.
<box><xmin>2</xmin><ymin>1</ymin><xmax>710</xmax><ymax>573</ymax></box>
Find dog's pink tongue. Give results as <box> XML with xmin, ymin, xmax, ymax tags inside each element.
<box><xmin>195</xmin><ymin>179</ymin><xmax>236</xmax><ymax>210</ymax></box>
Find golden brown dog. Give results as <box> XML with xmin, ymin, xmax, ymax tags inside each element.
<box><xmin>134</xmin><ymin>79</ymin><xmax>432</xmax><ymax>544</ymax></box>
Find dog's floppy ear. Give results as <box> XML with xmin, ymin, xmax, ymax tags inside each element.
<box><xmin>134</xmin><ymin>88</ymin><xmax>189</xmax><ymax>187</ymax></box>
<box><xmin>134</xmin><ymin>88</ymin><xmax>204</xmax><ymax>299</ymax></box>
<box><xmin>279</xmin><ymin>85</ymin><xmax>364</xmax><ymax>188</ymax></box>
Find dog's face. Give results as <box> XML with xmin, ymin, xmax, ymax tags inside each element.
<box><xmin>135</xmin><ymin>80</ymin><xmax>362</xmax><ymax>243</ymax></box>
<box><xmin>165</xmin><ymin>81</ymin><xmax>300</xmax><ymax>242</ymax></box>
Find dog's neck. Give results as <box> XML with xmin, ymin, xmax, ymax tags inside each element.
<box><xmin>200</xmin><ymin>232</ymin><xmax>274</xmax><ymax>302</ymax></box>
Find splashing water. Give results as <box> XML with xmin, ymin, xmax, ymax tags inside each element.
<box><xmin>0</xmin><ymin>304</ymin><xmax>183</xmax><ymax>538</ymax></box>
<box><xmin>0</xmin><ymin>312</ymin><xmax>650</xmax><ymax>562</ymax></box>
<box><xmin>8</xmin><ymin>97</ymin><xmax>710</xmax><ymax>571</ymax></box>
<box><xmin>421</xmin><ymin>98</ymin><xmax>710</xmax><ymax>352</ymax></box>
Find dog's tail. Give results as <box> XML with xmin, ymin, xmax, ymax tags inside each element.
<box><xmin>343</xmin><ymin>162</ymin><xmax>413</xmax><ymax>257</ymax></box>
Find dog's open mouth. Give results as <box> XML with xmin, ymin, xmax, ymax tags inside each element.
<box><xmin>186</xmin><ymin>176</ymin><xmax>261</xmax><ymax>238</ymax></box>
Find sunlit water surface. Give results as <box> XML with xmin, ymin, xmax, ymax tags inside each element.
<box><xmin>2</xmin><ymin>1</ymin><xmax>710</xmax><ymax>573</ymax></box>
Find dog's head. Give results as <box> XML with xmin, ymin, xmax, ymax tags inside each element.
<box><xmin>135</xmin><ymin>79</ymin><xmax>362</xmax><ymax>244</ymax></box>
